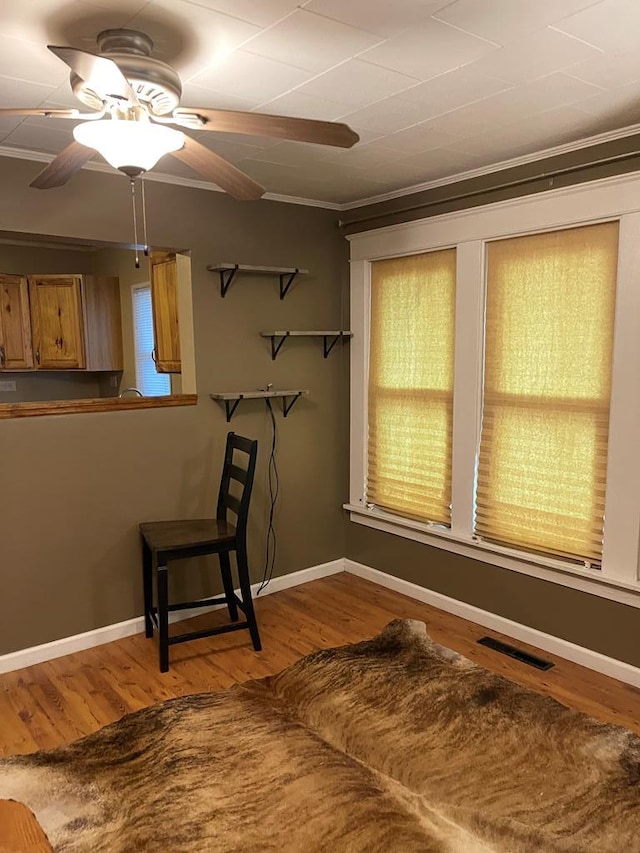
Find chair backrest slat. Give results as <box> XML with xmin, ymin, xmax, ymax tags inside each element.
<box><xmin>228</xmin><ymin>463</ymin><xmax>248</xmax><ymax>485</ymax></box>
<box><xmin>224</xmin><ymin>493</ymin><xmax>242</xmax><ymax>516</ymax></box>
<box><xmin>230</xmin><ymin>434</ymin><xmax>255</xmax><ymax>454</ymax></box>
<box><xmin>216</xmin><ymin>431</ymin><xmax>258</xmax><ymax>532</ymax></box>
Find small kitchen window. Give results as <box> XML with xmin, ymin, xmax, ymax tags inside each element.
<box><xmin>132</xmin><ymin>284</ymin><xmax>170</xmax><ymax>397</ymax></box>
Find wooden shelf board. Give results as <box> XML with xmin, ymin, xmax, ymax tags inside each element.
<box><xmin>210</xmin><ymin>389</ymin><xmax>309</xmax><ymax>401</ymax></box>
<box><xmin>260</xmin><ymin>331</ymin><xmax>352</xmax><ymax>337</ymax></box>
<box><xmin>207</xmin><ymin>264</ymin><xmax>309</xmax><ymax>276</ymax></box>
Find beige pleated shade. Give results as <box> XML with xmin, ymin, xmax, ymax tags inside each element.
<box><xmin>476</xmin><ymin>222</ymin><xmax>619</xmax><ymax>563</ymax></box>
<box><xmin>368</xmin><ymin>249</ymin><xmax>456</xmax><ymax>525</ymax></box>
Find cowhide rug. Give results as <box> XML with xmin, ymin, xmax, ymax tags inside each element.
<box><xmin>1</xmin><ymin>619</ymin><xmax>640</xmax><ymax>852</ymax></box>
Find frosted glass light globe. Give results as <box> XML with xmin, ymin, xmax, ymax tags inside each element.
<box><xmin>73</xmin><ymin>118</ymin><xmax>184</xmax><ymax>175</ymax></box>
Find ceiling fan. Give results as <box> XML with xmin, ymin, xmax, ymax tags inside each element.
<box><xmin>0</xmin><ymin>28</ymin><xmax>359</xmax><ymax>200</ymax></box>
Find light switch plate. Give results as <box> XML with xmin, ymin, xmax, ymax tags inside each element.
<box><xmin>0</xmin><ymin>380</ymin><xmax>17</xmax><ymax>392</ymax></box>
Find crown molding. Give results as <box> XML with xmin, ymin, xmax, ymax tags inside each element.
<box><xmin>0</xmin><ymin>144</ymin><xmax>342</xmax><ymax>211</ymax></box>
<box><xmin>339</xmin><ymin>121</ymin><xmax>640</xmax><ymax>210</ymax></box>
<box><xmin>4</xmin><ymin>119</ymin><xmax>640</xmax><ymax>215</ymax></box>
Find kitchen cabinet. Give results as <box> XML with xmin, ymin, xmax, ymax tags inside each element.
<box><xmin>27</xmin><ymin>274</ymin><xmax>123</xmax><ymax>371</ymax></box>
<box><xmin>150</xmin><ymin>254</ymin><xmax>180</xmax><ymax>373</ymax></box>
<box><xmin>0</xmin><ymin>274</ymin><xmax>33</xmax><ymax>370</ymax></box>
<box><xmin>29</xmin><ymin>275</ymin><xmax>86</xmax><ymax>369</ymax></box>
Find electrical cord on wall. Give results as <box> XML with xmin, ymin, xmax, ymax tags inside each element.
<box><xmin>257</xmin><ymin>398</ymin><xmax>279</xmax><ymax>594</ymax></box>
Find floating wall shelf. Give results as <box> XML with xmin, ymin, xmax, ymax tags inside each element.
<box><xmin>260</xmin><ymin>330</ymin><xmax>353</xmax><ymax>360</ymax></box>
<box><xmin>210</xmin><ymin>389</ymin><xmax>309</xmax><ymax>422</ymax></box>
<box><xmin>207</xmin><ymin>263</ymin><xmax>309</xmax><ymax>299</ymax></box>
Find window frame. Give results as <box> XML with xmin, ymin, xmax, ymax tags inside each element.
<box><xmin>347</xmin><ymin>173</ymin><xmax>640</xmax><ymax>607</ymax></box>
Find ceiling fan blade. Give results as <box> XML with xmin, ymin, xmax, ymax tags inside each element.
<box><xmin>173</xmin><ymin>108</ymin><xmax>359</xmax><ymax>148</ymax></box>
<box><xmin>0</xmin><ymin>108</ymin><xmax>86</xmax><ymax>118</ymax></box>
<box><xmin>48</xmin><ymin>46</ymin><xmax>139</xmax><ymax>105</ymax></box>
<box><xmin>30</xmin><ymin>141</ymin><xmax>95</xmax><ymax>190</ymax></box>
<box><xmin>172</xmin><ymin>136</ymin><xmax>264</xmax><ymax>201</ymax></box>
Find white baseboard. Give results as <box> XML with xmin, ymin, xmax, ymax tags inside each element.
<box><xmin>344</xmin><ymin>559</ymin><xmax>640</xmax><ymax>689</ymax></box>
<box><xmin>254</xmin><ymin>559</ymin><xmax>345</xmax><ymax>596</ymax></box>
<box><xmin>0</xmin><ymin>559</ymin><xmax>344</xmax><ymax>675</ymax></box>
<box><xmin>4</xmin><ymin>556</ymin><xmax>639</xmax><ymax>690</ymax></box>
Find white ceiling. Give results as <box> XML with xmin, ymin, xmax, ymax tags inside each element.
<box><xmin>1</xmin><ymin>0</ymin><xmax>640</xmax><ymax>206</ymax></box>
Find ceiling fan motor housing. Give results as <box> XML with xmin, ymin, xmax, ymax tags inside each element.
<box><xmin>71</xmin><ymin>28</ymin><xmax>182</xmax><ymax>115</ymax></box>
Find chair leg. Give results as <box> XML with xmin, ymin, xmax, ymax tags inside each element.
<box><xmin>236</xmin><ymin>543</ymin><xmax>261</xmax><ymax>652</ymax></box>
<box><xmin>142</xmin><ymin>539</ymin><xmax>153</xmax><ymax>639</ymax></box>
<box><xmin>219</xmin><ymin>551</ymin><xmax>238</xmax><ymax>622</ymax></box>
<box><xmin>157</xmin><ymin>563</ymin><xmax>170</xmax><ymax>673</ymax></box>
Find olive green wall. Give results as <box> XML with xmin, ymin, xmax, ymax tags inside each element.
<box><xmin>346</xmin><ymin>525</ymin><xmax>640</xmax><ymax>667</ymax></box>
<box><xmin>4</xmin><ymin>151</ymin><xmax>638</xmax><ymax>670</ymax></box>
<box><xmin>0</xmin><ymin>157</ymin><xmax>350</xmax><ymax>655</ymax></box>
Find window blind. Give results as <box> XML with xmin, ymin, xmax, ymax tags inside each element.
<box><xmin>476</xmin><ymin>222</ymin><xmax>619</xmax><ymax>564</ymax></box>
<box><xmin>132</xmin><ymin>285</ymin><xmax>171</xmax><ymax>397</ymax></box>
<box><xmin>368</xmin><ymin>249</ymin><xmax>456</xmax><ymax>525</ymax></box>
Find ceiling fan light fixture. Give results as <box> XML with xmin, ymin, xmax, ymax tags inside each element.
<box><xmin>73</xmin><ymin>118</ymin><xmax>184</xmax><ymax>176</ymax></box>
<box><xmin>17</xmin><ymin>29</ymin><xmax>357</xmax><ymax>195</ymax></box>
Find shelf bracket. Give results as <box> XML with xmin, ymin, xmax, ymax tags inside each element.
<box><xmin>279</xmin><ymin>269</ymin><xmax>299</xmax><ymax>300</ymax></box>
<box><xmin>270</xmin><ymin>334</ymin><xmax>288</xmax><ymax>360</ymax></box>
<box><xmin>323</xmin><ymin>334</ymin><xmax>342</xmax><ymax>358</ymax></box>
<box><xmin>219</xmin><ymin>265</ymin><xmax>239</xmax><ymax>298</ymax></box>
<box><xmin>281</xmin><ymin>392</ymin><xmax>303</xmax><ymax>417</ymax></box>
<box><xmin>224</xmin><ymin>398</ymin><xmax>242</xmax><ymax>422</ymax></box>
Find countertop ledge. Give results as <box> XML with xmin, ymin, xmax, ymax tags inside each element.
<box><xmin>0</xmin><ymin>394</ymin><xmax>198</xmax><ymax>419</ymax></box>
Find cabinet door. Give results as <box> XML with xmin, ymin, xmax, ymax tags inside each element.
<box><xmin>150</xmin><ymin>256</ymin><xmax>181</xmax><ymax>373</ymax></box>
<box><xmin>0</xmin><ymin>274</ymin><xmax>33</xmax><ymax>370</ymax></box>
<box><xmin>29</xmin><ymin>276</ymin><xmax>86</xmax><ymax>369</ymax></box>
<box><xmin>83</xmin><ymin>275</ymin><xmax>123</xmax><ymax>371</ymax></box>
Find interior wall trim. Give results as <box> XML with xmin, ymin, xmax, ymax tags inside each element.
<box><xmin>340</xmin><ymin>122</ymin><xmax>640</xmax><ymax>211</ymax></box>
<box><xmin>4</xmin><ymin>557</ymin><xmax>637</xmax><ymax>688</ymax></box>
<box><xmin>4</xmin><ymin>120</ymin><xmax>640</xmax><ymax>216</ymax></box>
<box><xmin>345</xmin><ymin>507</ymin><xmax>640</xmax><ymax>608</ymax></box>
<box><xmin>0</xmin><ymin>559</ymin><xmax>344</xmax><ymax>674</ymax></box>
<box><xmin>344</xmin><ymin>559</ymin><xmax>640</xmax><ymax>688</ymax></box>
<box><xmin>340</xmin><ymin>137</ymin><xmax>640</xmax><ymax>235</ymax></box>
<box><xmin>0</xmin><ymin>145</ymin><xmax>342</xmax><ymax>211</ymax></box>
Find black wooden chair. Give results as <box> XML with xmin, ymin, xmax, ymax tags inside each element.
<box><xmin>140</xmin><ymin>432</ymin><xmax>261</xmax><ymax>672</ymax></box>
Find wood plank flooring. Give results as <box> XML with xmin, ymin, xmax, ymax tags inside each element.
<box><xmin>2</xmin><ymin>572</ymin><xmax>640</xmax><ymax>757</ymax></box>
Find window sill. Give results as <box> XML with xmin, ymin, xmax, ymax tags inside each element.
<box><xmin>344</xmin><ymin>503</ymin><xmax>640</xmax><ymax>609</ymax></box>
<box><xmin>0</xmin><ymin>394</ymin><xmax>198</xmax><ymax>419</ymax></box>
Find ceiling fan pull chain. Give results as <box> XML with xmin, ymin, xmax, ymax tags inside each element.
<box><xmin>141</xmin><ymin>176</ymin><xmax>149</xmax><ymax>257</ymax></box>
<box><xmin>130</xmin><ymin>178</ymin><xmax>140</xmax><ymax>268</ymax></box>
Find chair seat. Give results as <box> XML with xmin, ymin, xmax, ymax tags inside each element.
<box><xmin>140</xmin><ymin>518</ymin><xmax>236</xmax><ymax>553</ymax></box>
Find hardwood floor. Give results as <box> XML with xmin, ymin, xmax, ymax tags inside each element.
<box><xmin>2</xmin><ymin>571</ymin><xmax>640</xmax><ymax>757</ymax></box>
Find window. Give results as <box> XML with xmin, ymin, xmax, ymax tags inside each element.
<box><xmin>368</xmin><ymin>250</ymin><xmax>456</xmax><ymax>525</ymax></box>
<box><xmin>477</xmin><ymin>223</ymin><xmax>618</xmax><ymax>565</ymax></box>
<box><xmin>365</xmin><ymin>227</ymin><xmax>617</xmax><ymax>565</ymax></box>
<box><xmin>132</xmin><ymin>284</ymin><xmax>170</xmax><ymax>397</ymax></box>
<box><xmin>348</xmin><ymin>176</ymin><xmax>640</xmax><ymax>603</ymax></box>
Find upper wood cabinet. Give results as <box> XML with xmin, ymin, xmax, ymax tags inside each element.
<box><xmin>0</xmin><ymin>274</ymin><xmax>33</xmax><ymax>370</ymax></box>
<box><xmin>29</xmin><ymin>275</ymin><xmax>86</xmax><ymax>370</ymax></box>
<box><xmin>27</xmin><ymin>274</ymin><xmax>123</xmax><ymax>371</ymax></box>
<box><xmin>150</xmin><ymin>254</ymin><xmax>181</xmax><ymax>374</ymax></box>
